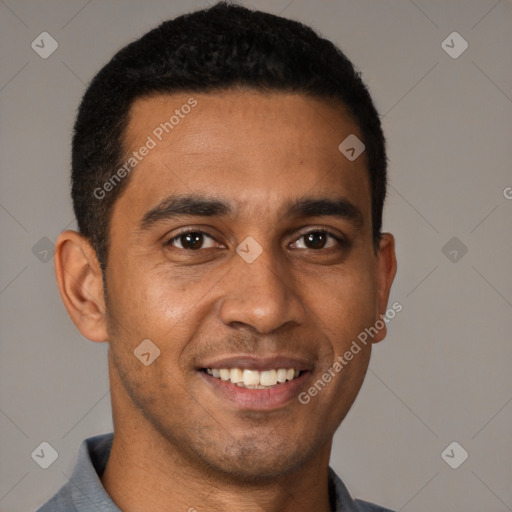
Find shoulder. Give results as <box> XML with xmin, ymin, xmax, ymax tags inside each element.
<box><xmin>328</xmin><ymin>466</ymin><xmax>396</xmax><ymax>512</ymax></box>
<box><xmin>34</xmin><ymin>483</ymin><xmax>76</xmax><ymax>512</ymax></box>
<box><xmin>34</xmin><ymin>433</ymin><xmax>115</xmax><ymax>512</ymax></box>
<box><xmin>354</xmin><ymin>498</ymin><xmax>396</xmax><ymax>512</ymax></box>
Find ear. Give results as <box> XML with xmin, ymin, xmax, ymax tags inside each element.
<box><xmin>54</xmin><ymin>230</ymin><xmax>109</xmax><ymax>342</ymax></box>
<box><xmin>372</xmin><ymin>232</ymin><xmax>397</xmax><ymax>343</ymax></box>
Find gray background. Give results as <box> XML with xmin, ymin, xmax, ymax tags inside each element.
<box><xmin>1</xmin><ymin>0</ymin><xmax>511</xmax><ymax>511</ymax></box>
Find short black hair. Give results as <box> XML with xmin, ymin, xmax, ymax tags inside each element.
<box><xmin>72</xmin><ymin>1</ymin><xmax>387</xmax><ymax>271</ymax></box>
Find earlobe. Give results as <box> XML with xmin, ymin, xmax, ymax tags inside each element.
<box><xmin>372</xmin><ymin>233</ymin><xmax>397</xmax><ymax>343</ymax></box>
<box><xmin>54</xmin><ymin>230</ymin><xmax>109</xmax><ymax>342</ymax></box>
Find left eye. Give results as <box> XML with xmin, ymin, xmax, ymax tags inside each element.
<box><xmin>292</xmin><ymin>231</ymin><xmax>342</xmax><ymax>250</ymax></box>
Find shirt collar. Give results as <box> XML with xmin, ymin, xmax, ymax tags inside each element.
<box><xmin>68</xmin><ymin>433</ymin><xmax>120</xmax><ymax>511</ymax></box>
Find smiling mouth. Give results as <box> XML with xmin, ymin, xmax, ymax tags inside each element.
<box><xmin>201</xmin><ymin>368</ymin><xmax>302</xmax><ymax>389</ymax></box>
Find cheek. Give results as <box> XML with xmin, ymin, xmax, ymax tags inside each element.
<box><xmin>105</xmin><ymin>262</ymin><xmax>215</xmax><ymax>377</ymax></box>
<box><xmin>302</xmin><ymin>261</ymin><xmax>377</xmax><ymax>349</ymax></box>
<box><xmin>106</xmin><ymin>259</ymin><xmax>192</xmax><ymax>332</ymax></box>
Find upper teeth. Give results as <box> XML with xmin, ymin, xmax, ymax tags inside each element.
<box><xmin>206</xmin><ymin>368</ymin><xmax>299</xmax><ymax>388</ymax></box>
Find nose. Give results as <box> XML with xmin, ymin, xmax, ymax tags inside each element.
<box><xmin>218</xmin><ymin>244</ymin><xmax>306</xmax><ymax>335</ymax></box>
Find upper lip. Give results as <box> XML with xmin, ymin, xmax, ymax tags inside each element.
<box><xmin>198</xmin><ymin>355</ymin><xmax>314</xmax><ymax>372</ymax></box>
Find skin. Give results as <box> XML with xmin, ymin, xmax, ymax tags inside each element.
<box><xmin>55</xmin><ymin>90</ymin><xmax>397</xmax><ymax>512</ymax></box>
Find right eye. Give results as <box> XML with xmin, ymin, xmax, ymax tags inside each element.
<box><xmin>166</xmin><ymin>230</ymin><xmax>220</xmax><ymax>251</ymax></box>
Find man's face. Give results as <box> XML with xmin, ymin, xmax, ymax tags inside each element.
<box><xmin>103</xmin><ymin>90</ymin><xmax>394</xmax><ymax>479</ymax></box>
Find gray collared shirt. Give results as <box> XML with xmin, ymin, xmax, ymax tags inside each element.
<box><xmin>36</xmin><ymin>433</ymin><xmax>395</xmax><ymax>511</ymax></box>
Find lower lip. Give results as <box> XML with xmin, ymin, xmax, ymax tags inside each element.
<box><xmin>199</xmin><ymin>371</ymin><xmax>310</xmax><ymax>410</ymax></box>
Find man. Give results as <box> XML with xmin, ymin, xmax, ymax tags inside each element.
<box><xmin>39</xmin><ymin>2</ymin><xmax>397</xmax><ymax>511</ymax></box>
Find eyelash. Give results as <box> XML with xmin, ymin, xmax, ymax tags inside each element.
<box><xmin>165</xmin><ymin>228</ymin><xmax>347</xmax><ymax>251</ymax></box>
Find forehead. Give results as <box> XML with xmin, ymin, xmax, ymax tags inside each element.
<box><xmin>115</xmin><ymin>90</ymin><xmax>371</xmax><ymax>226</ymax></box>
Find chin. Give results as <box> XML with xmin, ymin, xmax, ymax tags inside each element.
<box><xmin>187</xmin><ymin>434</ymin><xmax>315</xmax><ymax>483</ymax></box>
<box><xmin>206</xmin><ymin>455</ymin><xmax>303</xmax><ymax>483</ymax></box>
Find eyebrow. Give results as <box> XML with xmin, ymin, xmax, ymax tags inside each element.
<box><xmin>138</xmin><ymin>193</ymin><xmax>363</xmax><ymax>231</ymax></box>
